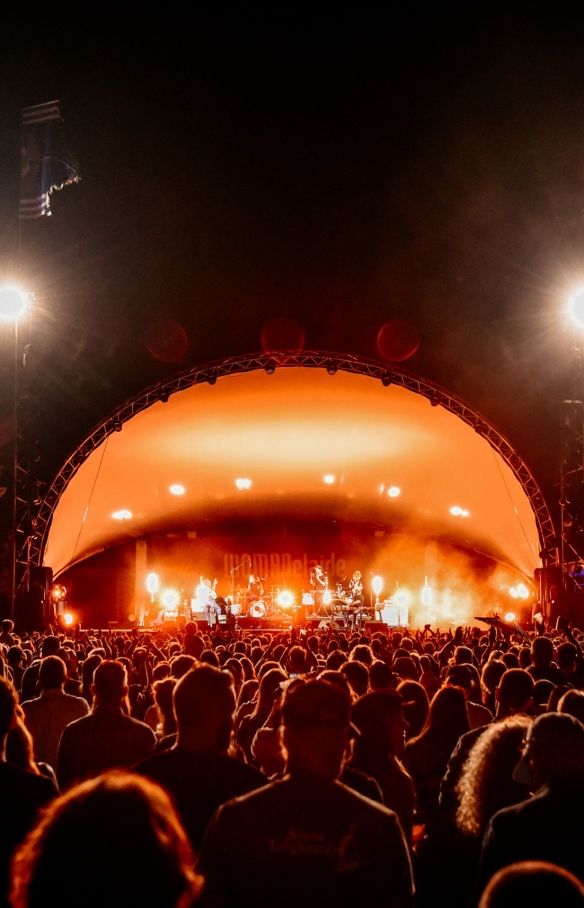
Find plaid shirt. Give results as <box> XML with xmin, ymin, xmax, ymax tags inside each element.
<box><xmin>56</xmin><ymin>707</ymin><xmax>156</xmax><ymax>790</ymax></box>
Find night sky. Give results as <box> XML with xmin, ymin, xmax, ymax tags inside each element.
<box><xmin>2</xmin><ymin>7</ymin><xmax>584</xmax><ymax>536</ymax></box>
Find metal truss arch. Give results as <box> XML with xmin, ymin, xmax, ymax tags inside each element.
<box><xmin>32</xmin><ymin>351</ymin><xmax>557</xmax><ymax>569</ymax></box>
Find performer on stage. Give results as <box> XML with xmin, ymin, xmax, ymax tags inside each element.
<box><xmin>248</xmin><ymin>574</ymin><xmax>264</xmax><ymax>599</ymax></box>
<box><xmin>309</xmin><ymin>565</ymin><xmax>327</xmax><ymax>591</ymax></box>
<box><xmin>196</xmin><ymin>577</ymin><xmax>220</xmax><ymax>626</ymax></box>
<box><xmin>348</xmin><ymin>571</ymin><xmax>364</xmax><ymax>609</ymax></box>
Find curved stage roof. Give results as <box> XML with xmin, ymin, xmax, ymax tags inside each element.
<box><xmin>44</xmin><ymin>364</ymin><xmax>541</xmax><ymax>580</ymax></box>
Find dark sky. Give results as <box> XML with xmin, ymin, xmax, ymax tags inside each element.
<box><xmin>2</xmin><ymin>6</ymin><xmax>584</xmax><ymax>528</ymax></box>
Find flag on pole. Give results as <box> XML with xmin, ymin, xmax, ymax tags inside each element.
<box><xmin>19</xmin><ymin>100</ymin><xmax>80</xmax><ymax>219</ymax></box>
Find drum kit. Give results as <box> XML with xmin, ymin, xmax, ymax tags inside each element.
<box><xmin>232</xmin><ymin>587</ymin><xmax>299</xmax><ymax>621</ymax></box>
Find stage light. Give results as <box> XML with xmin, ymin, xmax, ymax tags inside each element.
<box><xmin>381</xmin><ymin>372</ymin><xmax>393</xmax><ymax>387</ymax></box>
<box><xmin>277</xmin><ymin>590</ymin><xmax>295</xmax><ymax>608</ymax></box>
<box><xmin>159</xmin><ymin>390</ymin><xmax>170</xmax><ymax>403</ymax></box>
<box><xmin>323</xmin><ymin>589</ymin><xmax>332</xmax><ymax>605</ymax></box>
<box><xmin>63</xmin><ymin>613</ymin><xmax>74</xmax><ymax>626</ymax></box>
<box><xmin>509</xmin><ymin>583</ymin><xmax>529</xmax><ymax>600</ymax></box>
<box><xmin>505</xmin><ymin>612</ymin><xmax>516</xmax><ymax>622</ymax></box>
<box><xmin>394</xmin><ymin>588</ymin><xmax>410</xmax><ymax>607</ymax></box>
<box><xmin>373</xmin><ymin>576</ymin><xmax>383</xmax><ymax>596</ymax></box>
<box><xmin>112</xmin><ymin>509</ymin><xmax>132</xmax><ymax>520</ymax></box>
<box><xmin>0</xmin><ymin>286</ymin><xmax>28</xmax><ymax>321</ymax></box>
<box><xmin>161</xmin><ymin>589</ymin><xmax>179</xmax><ymax>609</ymax></box>
<box><xmin>430</xmin><ymin>394</ymin><xmax>440</xmax><ymax>407</ymax></box>
<box><xmin>235</xmin><ymin>478</ymin><xmax>252</xmax><ymax>489</ymax></box>
<box><xmin>146</xmin><ymin>573</ymin><xmax>159</xmax><ymax>594</ymax></box>
<box><xmin>265</xmin><ymin>360</ymin><xmax>276</xmax><ymax>374</ymax></box>
<box><xmin>170</xmin><ymin>484</ymin><xmax>185</xmax><ymax>495</ymax></box>
<box><xmin>421</xmin><ymin>577</ymin><xmax>431</xmax><ymax>606</ymax></box>
<box><xmin>207</xmin><ymin>373</ymin><xmax>217</xmax><ymax>385</ymax></box>
<box><xmin>568</xmin><ymin>287</ymin><xmax>584</xmax><ymax>329</ymax></box>
<box><xmin>326</xmin><ymin>361</ymin><xmax>338</xmax><ymax>375</ymax></box>
<box><xmin>323</xmin><ymin>474</ymin><xmax>335</xmax><ymax>484</ymax></box>
<box><xmin>50</xmin><ymin>584</ymin><xmax>66</xmax><ymax>601</ymax></box>
<box><xmin>450</xmin><ymin>506</ymin><xmax>469</xmax><ymax>517</ymax></box>
<box><xmin>388</xmin><ymin>486</ymin><xmax>401</xmax><ymax>497</ymax></box>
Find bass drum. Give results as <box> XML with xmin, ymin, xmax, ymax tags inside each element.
<box><xmin>249</xmin><ymin>600</ymin><xmax>266</xmax><ymax>618</ymax></box>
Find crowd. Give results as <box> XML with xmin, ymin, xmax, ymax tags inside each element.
<box><xmin>1</xmin><ymin>614</ymin><xmax>584</xmax><ymax>906</ymax></box>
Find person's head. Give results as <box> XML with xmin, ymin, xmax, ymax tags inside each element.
<box><xmin>453</xmin><ymin>645</ymin><xmax>473</xmax><ymax>665</ymax></box>
<box><xmin>349</xmin><ymin>644</ymin><xmax>374</xmax><ymax>666</ymax></box>
<box><xmin>7</xmin><ymin>646</ymin><xmax>23</xmax><ymax>668</ymax></box>
<box><xmin>456</xmin><ymin>715</ymin><xmax>531</xmax><ymax>838</ymax></box>
<box><xmin>495</xmin><ymin>669</ymin><xmax>534</xmax><ymax>717</ymax></box>
<box><xmin>445</xmin><ymin>665</ymin><xmax>472</xmax><ymax>696</ymax></box>
<box><xmin>288</xmin><ymin>646</ymin><xmax>307</xmax><ymax>675</ymax></box>
<box><xmin>531</xmin><ymin>636</ymin><xmax>554</xmax><ymax>668</ymax></box>
<box><xmin>352</xmin><ymin>690</ymin><xmax>407</xmax><ymax>758</ymax></box>
<box><xmin>396</xmin><ymin>680</ymin><xmax>429</xmax><ymax>739</ymax></box>
<box><xmin>519</xmin><ymin>712</ymin><xmax>584</xmax><ymax>789</ymax></box>
<box><xmin>559</xmin><ymin>689</ymin><xmax>584</xmax><ymax>724</ymax></box>
<box><xmin>326</xmin><ymin>650</ymin><xmax>345</xmax><ymax>671</ymax></box>
<box><xmin>281</xmin><ymin>679</ymin><xmax>352</xmax><ymax>780</ymax></box>
<box><xmin>479</xmin><ymin>861</ymin><xmax>584</xmax><ymax>908</ymax></box>
<box><xmin>532</xmin><ymin>679</ymin><xmax>554</xmax><ymax>715</ymax></box>
<box><xmin>153</xmin><ymin>678</ymin><xmax>177</xmax><ymax>737</ymax></box>
<box><xmin>40</xmin><ymin>636</ymin><xmax>60</xmax><ymax>658</ymax></box>
<box><xmin>173</xmin><ymin>665</ymin><xmax>236</xmax><ymax>752</ymax></box>
<box><xmin>417</xmin><ymin>685</ymin><xmax>469</xmax><ymax>746</ymax></box>
<box><xmin>340</xmin><ymin>660</ymin><xmax>369</xmax><ymax>698</ymax></box>
<box><xmin>10</xmin><ymin>773</ymin><xmax>201</xmax><ymax>908</ymax></box>
<box><xmin>393</xmin><ymin>656</ymin><xmax>419</xmax><ymax>682</ymax></box>
<box><xmin>369</xmin><ymin>660</ymin><xmax>394</xmax><ymax>691</ymax></box>
<box><xmin>557</xmin><ymin>642</ymin><xmax>578</xmax><ymax>674</ymax></box>
<box><xmin>92</xmin><ymin>661</ymin><xmax>128</xmax><ymax>707</ymax></box>
<box><xmin>0</xmin><ymin>676</ymin><xmax>17</xmax><ymax>743</ymax></box>
<box><xmin>82</xmin><ymin>653</ymin><xmax>103</xmax><ymax>694</ymax></box>
<box><xmin>1</xmin><ymin>619</ymin><xmax>14</xmax><ymax>635</ymax></box>
<box><xmin>39</xmin><ymin>656</ymin><xmax>67</xmax><ymax>691</ymax></box>
<box><xmin>170</xmin><ymin>655</ymin><xmax>196</xmax><ymax>679</ymax></box>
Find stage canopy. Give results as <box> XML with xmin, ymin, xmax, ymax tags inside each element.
<box><xmin>44</xmin><ymin>363</ymin><xmax>542</xmax><ymax>584</ymax></box>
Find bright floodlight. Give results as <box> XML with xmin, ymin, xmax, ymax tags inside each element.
<box><xmin>421</xmin><ymin>578</ymin><xmax>431</xmax><ymax>606</ymax></box>
<box><xmin>161</xmin><ymin>589</ymin><xmax>179</xmax><ymax>609</ymax></box>
<box><xmin>505</xmin><ymin>612</ymin><xmax>516</xmax><ymax>622</ymax></box>
<box><xmin>373</xmin><ymin>576</ymin><xmax>383</xmax><ymax>596</ymax></box>
<box><xmin>235</xmin><ymin>478</ymin><xmax>252</xmax><ymax>490</ymax></box>
<box><xmin>112</xmin><ymin>509</ymin><xmax>132</xmax><ymax>520</ymax></box>
<box><xmin>63</xmin><ymin>613</ymin><xmax>74</xmax><ymax>626</ymax></box>
<box><xmin>394</xmin><ymin>589</ymin><xmax>410</xmax><ymax>607</ymax></box>
<box><xmin>169</xmin><ymin>484</ymin><xmax>185</xmax><ymax>495</ymax></box>
<box><xmin>146</xmin><ymin>572</ymin><xmax>159</xmax><ymax>594</ymax></box>
<box><xmin>277</xmin><ymin>590</ymin><xmax>294</xmax><ymax>608</ymax></box>
<box><xmin>568</xmin><ymin>287</ymin><xmax>584</xmax><ymax>328</ymax></box>
<box><xmin>323</xmin><ymin>474</ymin><xmax>335</xmax><ymax>484</ymax></box>
<box><xmin>388</xmin><ymin>486</ymin><xmax>401</xmax><ymax>497</ymax></box>
<box><xmin>323</xmin><ymin>589</ymin><xmax>332</xmax><ymax>605</ymax></box>
<box><xmin>0</xmin><ymin>286</ymin><xmax>27</xmax><ymax>321</ymax></box>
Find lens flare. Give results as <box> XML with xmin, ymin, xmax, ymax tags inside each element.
<box><xmin>146</xmin><ymin>573</ymin><xmax>159</xmax><ymax>594</ymax></box>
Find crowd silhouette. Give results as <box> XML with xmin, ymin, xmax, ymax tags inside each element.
<box><xmin>1</xmin><ymin>614</ymin><xmax>584</xmax><ymax>906</ymax></box>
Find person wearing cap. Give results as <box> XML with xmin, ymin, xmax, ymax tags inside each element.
<box><xmin>478</xmin><ymin>712</ymin><xmax>584</xmax><ymax>889</ymax></box>
<box><xmin>198</xmin><ymin>679</ymin><xmax>414</xmax><ymax>907</ymax></box>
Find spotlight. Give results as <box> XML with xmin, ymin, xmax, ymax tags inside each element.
<box><xmin>50</xmin><ymin>584</ymin><xmax>67</xmax><ymax>602</ymax></box>
<box><xmin>326</xmin><ymin>361</ymin><xmax>338</xmax><ymax>376</ymax></box>
<box><xmin>112</xmin><ymin>509</ymin><xmax>132</xmax><ymax>520</ymax></box>
<box><xmin>235</xmin><ymin>478</ymin><xmax>252</xmax><ymax>490</ymax></box>
<box><xmin>207</xmin><ymin>373</ymin><xmax>217</xmax><ymax>385</ymax></box>
<box><xmin>568</xmin><ymin>286</ymin><xmax>584</xmax><ymax>329</ymax></box>
<box><xmin>430</xmin><ymin>394</ymin><xmax>440</xmax><ymax>407</ymax></box>
<box><xmin>372</xmin><ymin>576</ymin><xmax>383</xmax><ymax>600</ymax></box>
<box><xmin>323</xmin><ymin>589</ymin><xmax>332</xmax><ymax>605</ymax></box>
<box><xmin>146</xmin><ymin>573</ymin><xmax>159</xmax><ymax>595</ymax></box>
<box><xmin>161</xmin><ymin>589</ymin><xmax>179</xmax><ymax>609</ymax></box>
<box><xmin>265</xmin><ymin>360</ymin><xmax>276</xmax><ymax>374</ymax></box>
<box><xmin>323</xmin><ymin>475</ymin><xmax>335</xmax><ymax>484</ymax></box>
<box><xmin>421</xmin><ymin>577</ymin><xmax>431</xmax><ymax>606</ymax></box>
<box><xmin>381</xmin><ymin>372</ymin><xmax>393</xmax><ymax>387</ymax></box>
<box><xmin>505</xmin><ymin>612</ymin><xmax>516</xmax><ymax>622</ymax></box>
<box><xmin>388</xmin><ymin>486</ymin><xmax>401</xmax><ymax>498</ymax></box>
<box><xmin>113</xmin><ymin>419</ymin><xmax>122</xmax><ymax>432</ymax></box>
<box><xmin>0</xmin><ymin>286</ymin><xmax>28</xmax><ymax>321</ymax></box>
<box><xmin>169</xmin><ymin>485</ymin><xmax>185</xmax><ymax>495</ymax></box>
<box><xmin>159</xmin><ymin>391</ymin><xmax>170</xmax><ymax>403</ymax></box>
<box><xmin>277</xmin><ymin>590</ymin><xmax>295</xmax><ymax>608</ymax></box>
<box><xmin>63</xmin><ymin>612</ymin><xmax>74</xmax><ymax>627</ymax></box>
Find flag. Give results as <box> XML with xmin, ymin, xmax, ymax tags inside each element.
<box><xmin>19</xmin><ymin>100</ymin><xmax>80</xmax><ymax>219</ymax></box>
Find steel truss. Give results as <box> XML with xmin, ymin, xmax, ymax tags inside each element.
<box><xmin>30</xmin><ymin>351</ymin><xmax>557</xmax><ymax>571</ymax></box>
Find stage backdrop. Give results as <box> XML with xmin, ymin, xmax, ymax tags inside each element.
<box><xmin>59</xmin><ymin>530</ymin><xmax>535</xmax><ymax>628</ymax></box>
